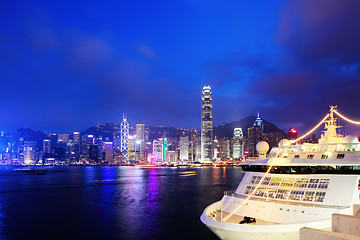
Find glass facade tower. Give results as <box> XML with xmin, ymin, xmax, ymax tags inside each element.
<box><xmin>232</xmin><ymin>128</ymin><xmax>243</xmax><ymax>159</ymax></box>
<box><xmin>201</xmin><ymin>86</ymin><xmax>213</xmax><ymax>162</ymax></box>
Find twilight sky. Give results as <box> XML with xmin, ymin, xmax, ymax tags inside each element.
<box><xmin>1</xmin><ymin>0</ymin><xmax>360</xmax><ymax>135</ymax></box>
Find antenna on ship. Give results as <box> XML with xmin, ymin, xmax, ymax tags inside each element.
<box><xmin>320</xmin><ymin>106</ymin><xmax>342</xmax><ymax>143</ymax></box>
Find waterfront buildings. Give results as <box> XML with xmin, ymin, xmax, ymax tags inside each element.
<box><xmin>0</xmin><ymin>104</ymin><xmax>290</xmax><ymax>165</ymax></box>
<box><xmin>201</xmin><ymin>86</ymin><xmax>213</xmax><ymax>162</ymax></box>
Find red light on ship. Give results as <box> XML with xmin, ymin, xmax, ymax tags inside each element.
<box><xmin>290</xmin><ymin>128</ymin><xmax>297</xmax><ymax>134</ymax></box>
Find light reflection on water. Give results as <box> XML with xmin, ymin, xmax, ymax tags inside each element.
<box><xmin>0</xmin><ymin>166</ymin><xmax>243</xmax><ymax>240</ymax></box>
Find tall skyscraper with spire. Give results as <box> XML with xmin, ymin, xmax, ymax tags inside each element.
<box><xmin>121</xmin><ymin>113</ymin><xmax>129</xmax><ymax>160</ymax></box>
<box><xmin>248</xmin><ymin>113</ymin><xmax>264</xmax><ymax>157</ymax></box>
<box><xmin>201</xmin><ymin>86</ymin><xmax>213</xmax><ymax>162</ymax></box>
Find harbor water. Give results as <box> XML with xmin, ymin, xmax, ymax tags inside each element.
<box><xmin>0</xmin><ymin>166</ymin><xmax>243</xmax><ymax>240</ymax></box>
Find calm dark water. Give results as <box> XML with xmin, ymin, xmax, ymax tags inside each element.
<box><xmin>0</xmin><ymin>166</ymin><xmax>243</xmax><ymax>240</ymax></box>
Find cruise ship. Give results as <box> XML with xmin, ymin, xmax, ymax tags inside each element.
<box><xmin>201</xmin><ymin>106</ymin><xmax>360</xmax><ymax>240</ymax></box>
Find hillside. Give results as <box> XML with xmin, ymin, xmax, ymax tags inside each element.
<box><xmin>214</xmin><ymin>116</ymin><xmax>285</xmax><ymax>139</ymax></box>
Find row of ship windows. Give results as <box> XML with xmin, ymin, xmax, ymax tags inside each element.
<box><xmin>228</xmin><ymin>202</ymin><xmax>308</xmax><ymax>214</ymax></box>
<box><xmin>289</xmin><ymin>153</ymin><xmax>345</xmax><ymax>159</ymax></box>
<box><xmin>249</xmin><ymin>176</ymin><xmax>330</xmax><ymax>189</ymax></box>
<box><xmin>244</xmin><ymin>186</ymin><xmax>326</xmax><ymax>202</ymax></box>
<box><xmin>270</xmin><ymin>144</ymin><xmax>360</xmax><ymax>156</ymax></box>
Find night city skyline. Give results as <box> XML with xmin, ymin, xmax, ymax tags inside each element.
<box><xmin>1</xmin><ymin>0</ymin><xmax>360</xmax><ymax>136</ymax></box>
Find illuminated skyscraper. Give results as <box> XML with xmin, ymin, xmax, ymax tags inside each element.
<box><xmin>254</xmin><ymin>113</ymin><xmax>264</xmax><ymax>131</ymax></box>
<box><xmin>179</xmin><ymin>136</ymin><xmax>189</xmax><ymax>161</ymax></box>
<box><xmin>166</xmin><ymin>151</ymin><xmax>176</xmax><ymax>162</ymax></box>
<box><xmin>201</xmin><ymin>86</ymin><xmax>213</xmax><ymax>162</ymax></box>
<box><xmin>24</xmin><ymin>141</ymin><xmax>36</xmax><ymax>164</ymax></box>
<box><xmin>43</xmin><ymin>139</ymin><xmax>51</xmax><ymax>154</ymax></box>
<box><xmin>58</xmin><ymin>134</ymin><xmax>69</xmax><ymax>141</ymax></box>
<box><xmin>121</xmin><ymin>113</ymin><xmax>129</xmax><ymax>160</ymax></box>
<box><xmin>220</xmin><ymin>139</ymin><xmax>231</xmax><ymax>160</ymax></box>
<box><xmin>248</xmin><ymin>113</ymin><xmax>264</xmax><ymax>157</ymax></box>
<box><xmin>136</xmin><ymin>124</ymin><xmax>145</xmax><ymax>161</ymax></box>
<box><xmin>232</xmin><ymin>128</ymin><xmax>244</xmax><ymax>159</ymax></box>
<box><xmin>153</xmin><ymin>138</ymin><xmax>164</xmax><ymax>162</ymax></box>
<box><xmin>104</xmin><ymin>142</ymin><xmax>114</xmax><ymax>163</ymax></box>
<box><xmin>73</xmin><ymin>132</ymin><xmax>80</xmax><ymax>144</ymax></box>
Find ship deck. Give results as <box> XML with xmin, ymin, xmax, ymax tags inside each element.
<box><xmin>227</xmin><ymin>193</ymin><xmax>348</xmax><ymax>210</ymax></box>
<box><xmin>209</xmin><ymin>209</ymin><xmax>278</xmax><ymax>225</ymax></box>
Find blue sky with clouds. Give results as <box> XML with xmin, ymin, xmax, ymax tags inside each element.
<box><xmin>0</xmin><ymin>0</ymin><xmax>359</xmax><ymax>135</ymax></box>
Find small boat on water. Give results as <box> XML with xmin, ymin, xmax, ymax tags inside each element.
<box><xmin>179</xmin><ymin>171</ymin><xmax>197</xmax><ymax>176</ymax></box>
<box><xmin>13</xmin><ymin>168</ymin><xmax>47</xmax><ymax>175</ymax></box>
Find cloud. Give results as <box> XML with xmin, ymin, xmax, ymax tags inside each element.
<box><xmin>68</xmin><ymin>37</ymin><xmax>112</xmax><ymax>69</ymax></box>
<box><xmin>137</xmin><ymin>44</ymin><xmax>158</xmax><ymax>60</ymax></box>
<box><xmin>277</xmin><ymin>0</ymin><xmax>360</xmax><ymax>64</ymax></box>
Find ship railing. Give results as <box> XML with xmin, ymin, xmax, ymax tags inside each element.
<box><xmin>269</xmin><ymin>142</ymin><xmax>360</xmax><ymax>157</ymax></box>
<box><xmin>227</xmin><ymin>192</ymin><xmax>349</xmax><ymax>210</ymax></box>
<box><xmin>224</xmin><ymin>190</ymin><xmax>235</xmax><ymax>196</ymax></box>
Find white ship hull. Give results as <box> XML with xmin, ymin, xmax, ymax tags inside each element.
<box><xmin>201</xmin><ymin>208</ymin><xmax>331</xmax><ymax>240</ymax></box>
<box><xmin>201</xmin><ymin>172</ymin><xmax>357</xmax><ymax>240</ymax></box>
<box><xmin>206</xmin><ymin>225</ymin><xmax>302</xmax><ymax>240</ymax></box>
<box><xmin>201</xmin><ymin>201</ymin><xmax>333</xmax><ymax>240</ymax></box>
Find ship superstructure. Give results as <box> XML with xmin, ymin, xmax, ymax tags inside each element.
<box><xmin>201</xmin><ymin>106</ymin><xmax>360</xmax><ymax>240</ymax></box>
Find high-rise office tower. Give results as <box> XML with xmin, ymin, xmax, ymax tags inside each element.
<box><xmin>43</xmin><ymin>139</ymin><xmax>51</xmax><ymax>154</ymax></box>
<box><xmin>220</xmin><ymin>139</ymin><xmax>232</xmax><ymax>160</ymax></box>
<box><xmin>58</xmin><ymin>134</ymin><xmax>69</xmax><ymax>141</ymax></box>
<box><xmin>104</xmin><ymin>142</ymin><xmax>114</xmax><ymax>163</ymax></box>
<box><xmin>248</xmin><ymin>113</ymin><xmax>264</xmax><ymax>157</ymax></box>
<box><xmin>201</xmin><ymin>86</ymin><xmax>213</xmax><ymax>162</ymax></box>
<box><xmin>254</xmin><ymin>113</ymin><xmax>264</xmax><ymax>131</ymax></box>
<box><xmin>135</xmin><ymin>124</ymin><xmax>145</xmax><ymax>161</ymax></box>
<box><xmin>179</xmin><ymin>136</ymin><xmax>189</xmax><ymax>161</ymax></box>
<box><xmin>232</xmin><ymin>128</ymin><xmax>244</xmax><ymax>159</ymax></box>
<box><xmin>73</xmin><ymin>132</ymin><xmax>80</xmax><ymax>144</ymax></box>
<box><xmin>121</xmin><ymin>113</ymin><xmax>129</xmax><ymax>160</ymax></box>
<box><xmin>113</xmin><ymin>124</ymin><xmax>121</xmax><ymax>150</ymax></box>
<box><xmin>24</xmin><ymin>141</ymin><xmax>36</xmax><ymax>164</ymax></box>
<box><xmin>128</xmin><ymin>135</ymin><xmax>135</xmax><ymax>160</ymax></box>
<box><xmin>152</xmin><ymin>138</ymin><xmax>164</xmax><ymax>162</ymax></box>
<box><xmin>166</xmin><ymin>151</ymin><xmax>176</xmax><ymax>162</ymax></box>
<box><xmin>136</xmin><ymin>124</ymin><xmax>145</xmax><ymax>141</ymax></box>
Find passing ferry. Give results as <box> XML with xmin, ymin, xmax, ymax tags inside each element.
<box><xmin>201</xmin><ymin>106</ymin><xmax>360</xmax><ymax>240</ymax></box>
